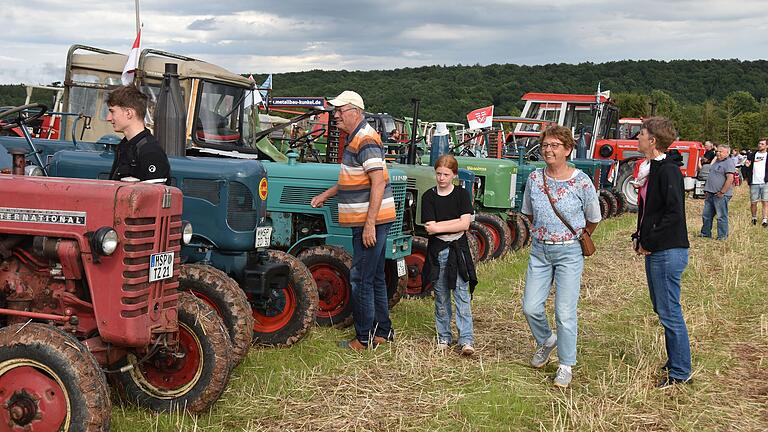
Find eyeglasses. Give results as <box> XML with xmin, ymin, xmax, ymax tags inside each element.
<box><xmin>333</xmin><ymin>107</ymin><xmax>356</xmax><ymax>117</ymax></box>
<box><xmin>540</xmin><ymin>141</ymin><xmax>563</xmax><ymax>150</ymax></box>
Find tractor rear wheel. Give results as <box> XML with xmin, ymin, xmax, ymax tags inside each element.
<box><xmin>467</xmin><ymin>231</ymin><xmax>480</xmax><ymax>263</ymax></box>
<box><xmin>404</xmin><ymin>236</ymin><xmax>430</xmax><ymax>297</ymax></box>
<box><xmin>251</xmin><ymin>250</ymin><xmax>319</xmax><ymax>346</ymax></box>
<box><xmin>475</xmin><ymin>213</ymin><xmax>512</xmax><ymax>259</ymax></box>
<box><xmin>297</xmin><ymin>245</ymin><xmax>352</xmax><ymax>327</ymax></box>
<box><xmin>179</xmin><ymin>263</ymin><xmax>254</xmax><ymax>368</ymax></box>
<box><xmin>469</xmin><ymin>221</ymin><xmax>494</xmax><ymax>262</ymax></box>
<box><xmin>599</xmin><ymin>189</ymin><xmax>618</xmax><ymax>218</ymax></box>
<box><xmin>519</xmin><ymin>213</ymin><xmax>533</xmax><ymax>247</ymax></box>
<box><xmin>113</xmin><ymin>293</ymin><xmax>232</xmax><ymax>414</ymax></box>
<box><xmin>612</xmin><ymin>189</ymin><xmax>627</xmax><ymax>215</ymax></box>
<box><xmin>505</xmin><ymin>212</ymin><xmax>528</xmax><ymax>251</ymax></box>
<box><xmin>598</xmin><ymin>194</ymin><xmax>609</xmax><ymax>219</ymax></box>
<box><xmin>616</xmin><ymin>162</ymin><xmax>639</xmax><ymax>212</ymax></box>
<box><xmin>0</xmin><ymin>323</ymin><xmax>111</xmax><ymax>432</ymax></box>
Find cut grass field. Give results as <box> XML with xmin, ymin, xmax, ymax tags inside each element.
<box><xmin>112</xmin><ymin>187</ymin><xmax>767</xmax><ymax>431</ymax></box>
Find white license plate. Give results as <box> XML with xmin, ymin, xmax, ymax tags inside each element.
<box><xmin>396</xmin><ymin>258</ymin><xmax>407</xmax><ymax>277</ymax></box>
<box><xmin>255</xmin><ymin>226</ymin><xmax>272</xmax><ymax>248</ymax></box>
<box><xmin>149</xmin><ymin>252</ymin><xmax>174</xmax><ymax>282</ymax></box>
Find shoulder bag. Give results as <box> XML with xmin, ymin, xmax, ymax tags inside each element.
<box><xmin>541</xmin><ymin>171</ymin><xmax>596</xmax><ymax>256</ymax></box>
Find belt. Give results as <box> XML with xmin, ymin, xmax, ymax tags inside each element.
<box><xmin>539</xmin><ymin>239</ymin><xmax>577</xmax><ymax>245</ymax></box>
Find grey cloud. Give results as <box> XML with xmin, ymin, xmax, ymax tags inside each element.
<box><xmin>188</xmin><ymin>18</ymin><xmax>218</xmax><ymax>31</ymax></box>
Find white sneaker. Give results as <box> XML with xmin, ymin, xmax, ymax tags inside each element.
<box><xmin>461</xmin><ymin>344</ymin><xmax>475</xmax><ymax>356</ymax></box>
<box><xmin>436</xmin><ymin>341</ymin><xmax>450</xmax><ymax>351</ymax></box>
<box><xmin>553</xmin><ymin>365</ymin><xmax>572</xmax><ymax>388</ymax></box>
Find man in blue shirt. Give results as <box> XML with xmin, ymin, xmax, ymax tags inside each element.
<box><xmin>701</xmin><ymin>143</ymin><xmax>736</xmax><ymax>240</ymax></box>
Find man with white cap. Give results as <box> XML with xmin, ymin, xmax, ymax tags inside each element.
<box><xmin>311</xmin><ymin>90</ymin><xmax>397</xmax><ymax>350</ymax></box>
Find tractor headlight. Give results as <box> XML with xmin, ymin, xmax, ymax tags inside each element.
<box><xmin>25</xmin><ymin>165</ymin><xmax>43</xmax><ymax>176</ymax></box>
<box><xmin>406</xmin><ymin>191</ymin><xmax>415</xmax><ymax>208</ymax></box>
<box><xmin>599</xmin><ymin>144</ymin><xmax>614</xmax><ymax>158</ymax></box>
<box><xmin>181</xmin><ymin>221</ymin><xmax>193</xmax><ymax>245</ymax></box>
<box><xmin>92</xmin><ymin>227</ymin><xmax>119</xmax><ymax>256</ymax></box>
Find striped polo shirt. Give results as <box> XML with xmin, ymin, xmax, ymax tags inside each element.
<box><xmin>337</xmin><ymin>120</ymin><xmax>396</xmax><ymax>227</ymax></box>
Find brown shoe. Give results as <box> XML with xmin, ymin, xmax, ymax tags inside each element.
<box><xmin>339</xmin><ymin>338</ymin><xmax>368</xmax><ymax>351</ymax></box>
<box><xmin>373</xmin><ymin>336</ymin><xmax>393</xmax><ymax>346</ymax></box>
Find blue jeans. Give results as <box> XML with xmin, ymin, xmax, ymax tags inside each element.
<box><xmin>434</xmin><ymin>247</ymin><xmax>474</xmax><ymax>346</ymax></box>
<box><xmin>701</xmin><ymin>193</ymin><xmax>731</xmax><ymax>239</ymax></box>
<box><xmin>645</xmin><ymin>248</ymin><xmax>691</xmax><ymax>380</ymax></box>
<box><xmin>350</xmin><ymin>223</ymin><xmax>393</xmax><ymax>345</ymax></box>
<box><xmin>522</xmin><ymin>240</ymin><xmax>584</xmax><ymax>366</ymax></box>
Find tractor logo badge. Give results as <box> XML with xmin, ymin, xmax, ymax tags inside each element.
<box><xmin>148</xmin><ymin>165</ymin><xmax>157</xmax><ymax>173</ymax></box>
<box><xmin>258</xmin><ymin>178</ymin><xmax>268</xmax><ymax>200</ymax></box>
<box><xmin>0</xmin><ymin>207</ymin><xmax>86</xmax><ymax>225</ymax></box>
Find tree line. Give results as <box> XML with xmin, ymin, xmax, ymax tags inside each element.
<box><xmin>2</xmin><ymin>59</ymin><xmax>767</xmax><ymax>149</ymax></box>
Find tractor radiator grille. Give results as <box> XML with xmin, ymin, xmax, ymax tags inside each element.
<box><xmin>406</xmin><ymin>178</ymin><xmax>417</xmax><ymax>190</ymax></box>
<box><xmin>182</xmin><ymin>178</ymin><xmax>220</xmax><ymax>204</ymax></box>
<box><xmin>280</xmin><ymin>186</ymin><xmax>340</xmax><ymax>223</ymax></box>
<box><xmin>121</xmin><ymin>215</ymin><xmax>182</xmax><ymax>318</ymax></box>
<box><xmin>390</xmin><ymin>181</ymin><xmax>406</xmax><ymax>237</ymax></box>
<box><xmin>228</xmin><ymin>181</ymin><xmax>257</xmax><ymax>231</ymax></box>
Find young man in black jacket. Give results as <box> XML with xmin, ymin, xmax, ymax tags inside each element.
<box><xmin>632</xmin><ymin>117</ymin><xmax>692</xmax><ymax>388</ymax></box>
<box><xmin>107</xmin><ymin>85</ymin><xmax>170</xmax><ymax>184</ymax></box>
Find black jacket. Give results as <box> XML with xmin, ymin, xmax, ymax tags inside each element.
<box><xmin>744</xmin><ymin>151</ymin><xmax>768</xmax><ymax>185</ymax></box>
<box><xmin>109</xmin><ymin>129</ymin><xmax>171</xmax><ymax>183</ymax></box>
<box><xmin>633</xmin><ymin>150</ymin><xmax>690</xmax><ymax>252</ymax></box>
<box><xmin>422</xmin><ymin>234</ymin><xmax>478</xmax><ymax>294</ymax></box>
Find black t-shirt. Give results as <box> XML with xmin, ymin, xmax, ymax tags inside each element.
<box><xmin>421</xmin><ymin>186</ymin><xmax>474</xmax><ymax>234</ymax></box>
<box><xmin>702</xmin><ymin>149</ymin><xmax>716</xmax><ymax>164</ymax></box>
<box><xmin>109</xmin><ymin>128</ymin><xmax>171</xmax><ymax>183</ymax></box>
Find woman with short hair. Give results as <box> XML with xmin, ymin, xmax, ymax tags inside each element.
<box><xmin>521</xmin><ymin>125</ymin><xmax>601</xmax><ymax>388</ymax></box>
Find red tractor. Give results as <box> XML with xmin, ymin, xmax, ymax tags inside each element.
<box><xmin>0</xmin><ymin>153</ymin><xmax>232</xmax><ymax>430</ymax></box>
<box><xmin>516</xmin><ymin>91</ymin><xmax>704</xmax><ymax>211</ymax></box>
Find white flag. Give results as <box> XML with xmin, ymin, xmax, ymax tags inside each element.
<box><xmin>247</xmin><ymin>75</ymin><xmax>264</xmax><ymax>107</ymax></box>
<box><xmin>121</xmin><ymin>30</ymin><xmax>141</xmax><ymax>85</ymax></box>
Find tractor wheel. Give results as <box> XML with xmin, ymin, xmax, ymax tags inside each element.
<box><xmin>404</xmin><ymin>236</ymin><xmax>430</xmax><ymax>297</ymax></box>
<box><xmin>467</xmin><ymin>231</ymin><xmax>480</xmax><ymax>263</ymax></box>
<box><xmin>612</xmin><ymin>189</ymin><xmax>627</xmax><ymax>216</ymax></box>
<box><xmin>113</xmin><ymin>293</ymin><xmax>231</xmax><ymax>414</ymax></box>
<box><xmin>475</xmin><ymin>213</ymin><xmax>513</xmax><ymax>259</ymax></box>
<box><xmin>385</xmin><ymin>259</ymin><xmax>407</xmax><ymax>309</ymax></box>
<box><xmin>505</xmin><ymin>211</ymin><xmax>528</xmax><ymax>252</ymax></box>
<box><xmin>0</xmin><ymin>323</ymin><xmax>111</xmax><ymax>432</ymax></box>
<box><xmin>250</xmin><ymin>250</ymin><xmax>318</xmax><ymax>346</ymax></box>
<box><xmin>615</xmin><ymin>162</ymin><xmax>639</xmax><ymax>213</ymax></box>
<box><xmin>297</xmin><ymin>245</ymin><xmax>352</xmax><ymax>327</ymax></box>
<box><xmin>180</xmin><ymin>263</ymin><xmax>254</xmax><ymax>368</ymax></box>
<box><xmin>599</xmin><ymin>189</ymin><xmax>618</xmax><ymax>218</ymax></box>
<box><xmin>598</xmin><ymin>194</ymin><xmax>609</xmax><ymax>219</ymax></box>
<box><xmin>519</xmin><ymin>213</ymin><xmax>533</xmax><ymax>247</ymax></box>
<box><xmin>469</xmin><ymin>221</ymin><xmax>494</xmax><ymax>262</ymax></box>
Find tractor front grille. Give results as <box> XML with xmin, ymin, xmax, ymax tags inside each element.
<box><xmin>390</xmin><ymin>180</ymin><xmax>406</xmax><ymax>237</ymax></box>
<box><xmin>280</xmin><ymin>186</ymin><xmax>340</xmax><ymax>223</ymax></box>
<box><xmin>182</xmin><ymin>178</ymin><xmax>220</xmax><ymax>205</ymax></box>
<box><xmin>121</xmin><ymin>215</ymin><xmax>181</xmax><ymax>318</ymax></box>
<box><xmin>228</xmin><ymin>181</ymin><xmax>257</xmax><ymax>231</ymax></box>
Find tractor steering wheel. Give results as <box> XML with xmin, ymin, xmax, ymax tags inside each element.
<box><xmin>0</xmin><ymin>104</ymin><xmax>49</xmax><ymax>130</ymax></box>
<box><xmin>289</xmin><ymin>128</ymin><xmax>326</xmax><ymax>148</ymax></box>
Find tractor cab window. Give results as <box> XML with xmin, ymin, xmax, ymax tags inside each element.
<box><xmin>563</xmin><ymin>104</ymin><xmax>596</xmax><ymax>133</ymax></box>
<box><xmin>522</xmin><ymin>102</ymin><xmax>562</xmax><ymax>129</ymax></box>
<box><xmin>194</xmin><ymin>81</ymin><xmax>245</xmax><ymax>146</ymax></box>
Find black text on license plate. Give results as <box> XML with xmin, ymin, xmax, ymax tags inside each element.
<box><xmin>149</xmin><ymin>252</ymin><xmax>174</xmax><ymax>282</ymax></box>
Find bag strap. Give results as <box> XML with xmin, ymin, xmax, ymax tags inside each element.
<box><xmin>541</xmin><ymin>169</ymin><xmax>578</xmax><ymax>236</ymax></box>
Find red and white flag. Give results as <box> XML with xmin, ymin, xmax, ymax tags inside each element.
<box><xmin>466</xmin><ymin>105</ymin><xmax>494</xmax><ymax>130</ymax></box>
<box><xmin>121</xmin><ymin>30</ymin><xmax>141</xmax><ymax>85</ymax></box>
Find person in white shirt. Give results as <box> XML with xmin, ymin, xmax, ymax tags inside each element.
<box><xmin>744</xmin><ymin>139</ymin><xmax>768</xmax><ymax>226</ymax></box>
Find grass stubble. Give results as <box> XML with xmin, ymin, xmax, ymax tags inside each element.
<box><xmin>112</xmin><ymin>187</ymin><xmax>766</xmax><ymax>431</ymax></box>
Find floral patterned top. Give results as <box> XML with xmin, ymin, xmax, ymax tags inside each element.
<box><xmin>521</xmin><ymin>168</ymin><xmax>602</xmax><ymax>242</ymax></box>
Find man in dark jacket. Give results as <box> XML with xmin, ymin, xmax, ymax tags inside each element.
<box><xmin>107</xmin><ymin>85</ymin><xmax>170</xmax><ymax>184</ymax></box>
<box><xmin>632</xmin><ymin>117</ymin><xmax>692</xmax><ymax>388</ymax></box>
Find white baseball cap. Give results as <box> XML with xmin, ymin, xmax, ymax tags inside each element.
<box><xmin>328</xmin><ymin>90</ymin><xmax>365</xmax><ymax>110</ymax></box>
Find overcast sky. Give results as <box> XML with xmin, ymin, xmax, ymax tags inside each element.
<box><xmin>3</xmin><ymin>0</ymin><xmax>767</xmax><ymax>85</ymax></box>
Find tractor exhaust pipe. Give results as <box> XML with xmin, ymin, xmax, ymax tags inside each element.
<box><xmin>154</xmin><ymin>63</ymin><xmax>187</xmax><ymax>157</ymax></box>
<box><xmin>407</xmin><ymin>98</ymin><xmax>421</xmax><ymax>165</ymax></box>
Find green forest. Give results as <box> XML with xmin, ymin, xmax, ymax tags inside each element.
<box><xmin>3</xmin><ymin>59</ymin><xmax>767</xmax><ymax>149</ymax></box>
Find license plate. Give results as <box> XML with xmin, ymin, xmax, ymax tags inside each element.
<box><xmin>255</xmin><ymin>226</ymin><xmax>272</xmax><ymax>248</ymax></box>
<box><xmin>396</xmin><ymin>258</ymin><xmax>407</xmax><ymax>277</ymax></box>
<box><xmin>149</xmin><ymin>252</ymin><xmax>174</xmax><ymax>282</ymax></box>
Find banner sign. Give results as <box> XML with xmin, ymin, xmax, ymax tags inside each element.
<box><xmin>270</xmin><ymin>97</ymin><xmax>325</xmax><ymax>108</ymax></box>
